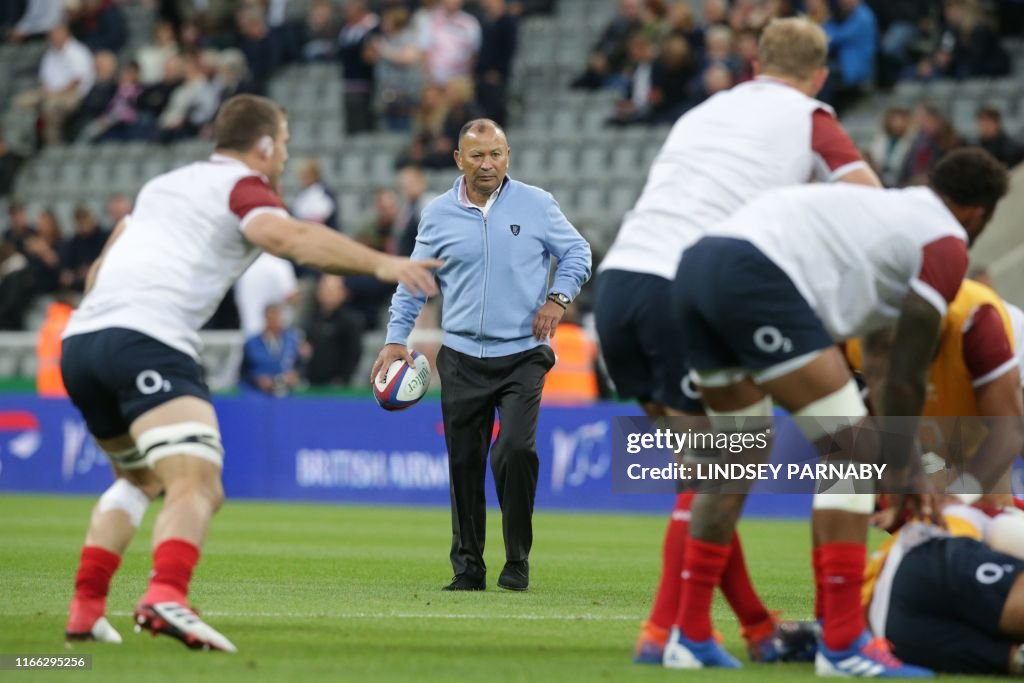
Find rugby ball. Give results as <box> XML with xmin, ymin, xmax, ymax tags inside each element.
<box><xmin>372</xmin><ymin>351</ymin><xmax>431</xmax><ymax>411</ymax></box>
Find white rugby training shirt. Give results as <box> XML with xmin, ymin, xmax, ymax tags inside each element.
<box><xmin>708</xmin><ymin>184</ymin><xmax>969</xmax><ymax>341</ymax></box>
<box><xmin>64</xmin><ymin>154</ymin><xmax>288</xmax><ymax>359</ymax></box>
<box><xmin>600</xmin><ymin>76</ymin><xmax>869</xmax><ymax>281</ymax></box>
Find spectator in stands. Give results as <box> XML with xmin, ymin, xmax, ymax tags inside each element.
<box><xmin>348</xmin><ymin>188</ymin><xmax>403</xmax><ymax>330</ymax></box>
<box><xmin>137</xmin><ymin>54</ymin><xmax>184</xmax><ymax>127</ymax></box>
<box><xmin>0</xmin><ymin>1</ymin><xmax>29</xmax><ymax>37</ymax></box>
<box><xmin>609</xmin><ymin>32</ymin><xmax>658</xmax><ymax>126</ymax></box>
<box><xmin>366</xmin><ymin>1</ymin><xmax>423</xmax><ymax>131</ymax></box>
<box><xmin>899</xmin><ymin>102</ymin><xmax>960</xmax><ymax>185</ymax></box>
<box><xmin>136</xmin><ymin>20</ymin><xmax>179</xmax><ymax>86</ymax></box>
<box><xmin>975</xmin><ymin>106</ymin><xmax>1024</xmax><ymax>168</ymax></box>
<box><xmin>396</xmin><ymin>164</ymin><xmax>432</xmax><ymax>257</ymax></box>
<box><xmin>873</xmin><ymin>0</ymin><xmax>940</xmax><ymax>87</ymax></box>
<box><xmin>240</xmin><ymin>303</ymin><xmax>303</xmax><ymax>396</ymax></box>
<box><xmin>474</xmin><ymin>0</ymin><xmax>518</xmax><ymax>124</ymax></box>
<box><xmin>3</xmin><ymin>201</ymin><xmax>35</xmax><ymax>253</ymax></box>
<box><xmin>439</xmin><ymin>78</ymin><xmax>482</xmax><ymax>153</ymax></box>
<box><xmin>6</xmin><ymin>0</ymin><xmax>62</xmax><ymax>42</ymax></box>
<box><xmin>90</xmin><ymin>60</ymin><xmax>144</xmax><ymax>142</ymax></box>
<box><xmin>69</xmin><ymin>0</ymin><xmax>127</xmax><ymax>54</ymax></box>
<box><xmin>292</xmin><ymin>158</ymin><xmax>339</xmax><ymax>229</ymax></box>
<box><xmin>236</xmin><ymin>5</ymin><xmax>282</xmax><ymax>95</ymax></box>
<box><xmin>337</xmin><ymin>0</ymin><xmax>379</xmax><ymax>134</ymax></box>
<box><xmin>734</xmin><ymin>28</ymin><xmax>760</xmax><ymax>81</ymax></box>
<box><xmin>0</xmin><ymin>240</ymin><xmax>31</xmax><ymax>330</ymax></box>
<box><xmin>0</xmin><ymin>130</ymin><xmax>23</xmax><ymax>198</ymax></box>
<box><xmin>700</xmin><ymin>25</ymin><xmax>740</xmax><ymax>78</ymax></box>
<box><xmin>302</xmin><ymin>0</ymin><xmax>338</xmax><ymax>62</ymax></box>
<box><xmin>303</xmin><ymin>275</ymin><xmax>364</xmax><ymax>387</ymax></box>
<box><xmin>13</xmin><ymin>24</ymin><xmax>96</xmax><ymax>145</ymax></box>
<box><xmin>667</xmin><ymin>2</ymin><xmax>700</xmax><ymax>46</ymax></box>
<box><xmin>421</xmin><ymin>0</ymin><xmax>482</xmax><ymax>87</ymax></box>
<box><xmin>822</xmin><ymin>0</ymin><xmax>878</xmax><ymax>110</ymax></box>
<box><xmin>70</xmin><ymin>49</ymin><xmax>118</xmax><ymax>140</ymax></box>
<box><xmin>868</xmin><ymin>106</ymin><xmax>916</xmax><ymax>187</ymax></box>
<box><xmin>357</xmin><ymin>188</ymin><xmax>400</xmax><ymax>253</ymax></box>
<box><xmin>104</xmin><ymin>192</ymin><xmax>131</xmax><ymax>229</ymax></box>
<box><xmin>691</xmin><ymin>61</ymin><xmax>734</xmax><ymax>106</ymax></box>
<box><xmin>927</xmin><ymin>0</ymin><xmax>1010</xmax><ymax>79</ymax></box>
<box><xmin>23</xmin><ymin>208</ymin><xmax>61</xmax><ymax>295</ymax></box>
<box><xmin>573</xmin><ymin>0</ymin><xmax>642</xmax><ymax>89</ymax></box>
<box><xmin>59</xmin><ymin>205</ymin><xmax>108</xmax><ymax>292</ymax></box>
<box><xmin>156</xmin><ymin>55</ymin><xmax>209</xmax><ymax>141</ymax></box>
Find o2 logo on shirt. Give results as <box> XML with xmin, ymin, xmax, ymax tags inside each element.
<box><xmin>136</xmin><ymin>370</ymin><xmax>172</xmax><ymax>395</ymax></box>
<box><xmin>975</xmin><ymin>562</ymin><xmax>1016</xmax><ymax>585</ymax></box>
<box><xmin>753</xmin><ymin>326</ymin><xmax>793</xmax><ymax>354</ymax></box>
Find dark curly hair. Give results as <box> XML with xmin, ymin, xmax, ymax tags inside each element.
<box><xmin>929</xmin><ymin>148</ymin><xmax>1009</xmax><ymax>216</ymax></box>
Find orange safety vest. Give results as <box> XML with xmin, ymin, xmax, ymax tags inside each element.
<box><xmin>36</xmin><ymin>301</ymin><xmax>74</xmax><ymax>397</ymax></box>
<box><xmin>542</xmin><ymin>323</ymin><xmax>599</xmax><ymax>404</ymax></box>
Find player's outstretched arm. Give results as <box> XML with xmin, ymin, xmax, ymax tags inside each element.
<box><xmin>244</xmin><ymin>212</ymin><xmax>442</xmax><ymax>297</ymax></box>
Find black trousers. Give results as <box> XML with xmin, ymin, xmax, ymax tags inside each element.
<box><xmin>437</xmin><ymin>344</ymin><xmax>555</xmax><ymax>577</ymax></box>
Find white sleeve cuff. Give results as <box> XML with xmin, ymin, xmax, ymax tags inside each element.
<box><xmin>240</xmin><ymin>207</ymin><xmax>289</xmax><ymax>231</ymax></box>
<box><xmin>909</xmin><ymin>278</ymin><xmax>949</xmax><ymax>317</ymax></box>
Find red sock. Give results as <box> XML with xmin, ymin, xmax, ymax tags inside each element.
<box><xmin>142</xmin><ymin>539</ymin><xmax>200</xmax><ymax>605</ymax></box>
<box><xmin>73</xmin><ymin>546</ymin><xmax>121</xmax><ymax>602</ymax></box>
<box><xmin>1014</xmin><ymin>497</ymin><xmax>1024</xmax><ymax>513</ymax></box>
<box><xmin>720</xmin><ymin>532</ymin><xmax>770</xmax><ymax>628</ymax></box>
<box><xmin>674</xmin><ymin>537</ymin><xmax>731</xmax><ymax>641</ymax></box>
<box><xmin>647</xmin><ymin>493</ymin><xmax>694</xmax><ymax>630</ymax></box>
<box><xmin>812</xmin><ymin>546</ymin><xmax>824</xmax><ymax>621</ymax></box>
<box><xmin>819</xmin><ymin>543</ymin><xmax>866</xmax><ymax>651</ymax></box>
<box><xmin>67</xmin><ymin>546</ymin><xmax>121</xmax><ymax>632</ymax></box>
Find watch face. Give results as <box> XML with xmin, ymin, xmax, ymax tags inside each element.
<box><xmin>555</xmin><ymin>294</ymin><xmax>570</xmax><ymax>305</ymax></box>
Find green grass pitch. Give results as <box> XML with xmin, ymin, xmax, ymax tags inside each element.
<box><xmin>0</xmin><ymin>494</ymin><xmax>992</xmax><ymax>682</ymax></box>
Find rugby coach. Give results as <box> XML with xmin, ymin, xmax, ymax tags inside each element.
<box><xmin>373</xmin><ymin>118</ymin><xmax>592</xmax><ymax>592</ymax></box>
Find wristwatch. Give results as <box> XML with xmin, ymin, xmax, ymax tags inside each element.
<box><xmin>547</xmin><ymin>292</ymin><xmax>571</xmax><ymax>309</ymax></box>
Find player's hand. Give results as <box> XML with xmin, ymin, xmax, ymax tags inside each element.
<box><xmin>533</xmin><ymin>301</ymin><xmax>564</xmax><ymax>340</ymax></box>
<box><xmin>375</xmin><ymin>256</ymin><xmax>443</xmax><ymax>297</ymax></box>
<box><xmin>883</xmin><ymin>491</ymin><xmax>947</xmax><ymax>530</ymax></box>
<box><xmin>371</xmin><ymin>343</ymin><xmax>415</xmax><ymax>384</ymax></box>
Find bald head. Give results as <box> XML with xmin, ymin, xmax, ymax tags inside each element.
<box><xmin>458</xmin><ymin>118</ymin><xmax>508</xmax><ymax>151</ymax></box>
<box><xmin>454</xmin><ymin>119</ymin><xmax>510</xmax><ymax>205</ymax></box>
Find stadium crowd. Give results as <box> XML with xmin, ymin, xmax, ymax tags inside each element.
<box><xmin>1</xmin><ymin>0</ymin><xmax>1023</xmax><ymax>396</ymax></box>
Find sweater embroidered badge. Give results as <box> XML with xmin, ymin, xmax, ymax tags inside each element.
<box><xmin>510</xmin><ymin>224</ymin><xmax>521</xmax><ymax>236</ymax></box>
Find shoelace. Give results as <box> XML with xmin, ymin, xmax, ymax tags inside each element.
<box><xmin>863</xmin><ymin>636</ymin><xmax>902</xmax><ymax>669</ymax></box>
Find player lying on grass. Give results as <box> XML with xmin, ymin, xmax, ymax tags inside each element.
<box><xmin>667</xmin><ymin>148</ymin><xmax>1009</xmax><ymax>677</ymax></box>
<box><xmin>865</xmin><ymin>500</ymin><xmax>1024</xmax><ymax>675</ymax></box>
<box><xmin>61</xmin><ymin>94</ymin><xmax>441</xmax><ymax>652</ymax></box>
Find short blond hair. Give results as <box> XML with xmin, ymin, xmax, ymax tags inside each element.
<box><xmin>758</xmin><ymin>17</ymin><xmax>828</xmax><ymax>80</ymax></box>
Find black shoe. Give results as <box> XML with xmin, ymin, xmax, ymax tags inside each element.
<box><xmin>442</xmin><ymin>573</ymin><xmax>485</xmax><ymax>591</ymax></box>
<box><xmin>497</xmin><ymin>560</ymin><xmax>529</xmax><ymax>591</ymax></box>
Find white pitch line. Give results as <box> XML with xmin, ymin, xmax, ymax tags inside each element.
<box><xmin>80</xmin><ymin>611</ymin><xmax>637</xmax><ymax>621</ymax></box>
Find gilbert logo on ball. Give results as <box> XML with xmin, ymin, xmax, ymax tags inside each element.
<box><xmin>373</xmin><ymin>351</ymin><xmax>432</xmax><ymax>411</ymax></box>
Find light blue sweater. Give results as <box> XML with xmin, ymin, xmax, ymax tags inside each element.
<box><xmin>385</xmin><ymin>176</ymin><xmax>592</xmax><ymax>358</ymax></box>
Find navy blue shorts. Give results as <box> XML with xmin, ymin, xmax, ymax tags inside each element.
<box><xmin>61</xmin><ymin>328</ymin><xmax>211</xmax><ymax>440</ymax></box>
<box><xmin>886</xmin><ymin>537</ymin><xmax>1024</xmax><ymax>674</ymax></box>
<box><xmin>672</xmin><ymin>237</ymin><xmax>833</xmax><ymax>378</ymax></box>
<box><xmin>594</xmin><ymin>269</ymin><xmax>702</xmax><ymax>413</ymax></box>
